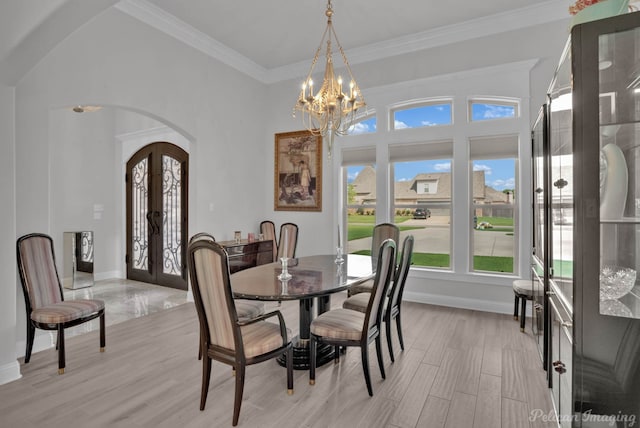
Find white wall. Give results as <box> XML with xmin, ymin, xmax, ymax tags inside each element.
<box><xmin>0</xmin><ymin>85</ymin><xmax>19</xmax><ymax>384</ymax></box>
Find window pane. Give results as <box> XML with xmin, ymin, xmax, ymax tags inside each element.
<box><xmin>393</xmin><ymin>103</ymin><xmax>452</xmax><ymax>130</ymax></box>
<box><xmin>471</xmin><ymin>102</ymin><xmax>516</xmax><ymax>121</ymax></box>
<box><xmin>471</xmin><ymin>158</ymin><xmax>516</xmax><ymax>273</ymax></box>
<box><xmin>393</xmin><ymin>159</ymin><xmax>452</xmax><ymax>269</ymax></box>
<box><xmin>346</xmin><ymin>165</ymin><xmax>378</xmax><ymax>255</ymax></box>
<box><xmin>348</xmin><ymin>116</ymin><xmax>376</xmax><ymax>135</ymax></box>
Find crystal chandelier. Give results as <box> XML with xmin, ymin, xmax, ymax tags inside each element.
<box><xmin>293</xmin><ymin>0</ymin><xmax>365</xmax><ymax>158</ymax></box>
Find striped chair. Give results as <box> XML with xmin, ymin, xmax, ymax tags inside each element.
<box><xmin>309</xmin><ymin>239</ymin><xmax>396</xmax><ymax>396</ymax></box>
<box><xmin>187</xmin><ymin>239</ymin><xmax>293</xmax><ymax>426</ymax></box>
<box><xmin>276</xmin><ymin>222</ymin><xmax>298</xmax><ymax>260</ymax></box>
<box><xmin>188</xmin><ymin>233</ymin><xmax>265</xmax><ymax>360</ymax></box>
<box><xmin>348</xmin><ymin>222</ymin><xmax>399</xmax><ymax>296</ymax></box>
<box><xmin>259</xmin><ymin>220</ymin><xmax>278</xmax><ymax>262</ymax></box>
<box><xmin>343</xmin><ymin>235</ymin><xmax>414</xmax><ymax>362</ymax></box>
<box><xmin>16</xmin><ymin>233</ymin><xmax>105</xmax><ymax>374</ymax></box>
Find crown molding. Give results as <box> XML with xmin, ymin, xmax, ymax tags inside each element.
<box><xmin>116</xmin><ymin>0</ymin><xmax>570</xmax><ymax>85</ymax></box>
<box><xmin>114</xmin><ymin>0</ymin><xmax>268</xmax><ymax>81</ymax></box>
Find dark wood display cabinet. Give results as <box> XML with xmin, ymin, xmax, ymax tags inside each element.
<box><xmin>534</xmin><ymin>10</ymin><xmax>640</xmax><ymax>427</ymax></box>
<box><xmin>219</xmin><ymin>240</ymin><xmax>274</xmax><ymax>273</ymax></box>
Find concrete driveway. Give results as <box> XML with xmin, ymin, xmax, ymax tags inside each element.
<box><xmin>347</xmin><ymin>216</ymin><xmax>514</xmax><ymax>257</ymax></box>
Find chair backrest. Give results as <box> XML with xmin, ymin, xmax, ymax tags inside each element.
<box><xmin>388</xmin><ymin>235</ymin><xmax>414</xmax><ymax>312</ymax></box>
<box><xmin>17</xmin><ymin>233</ymin><xmax>64</xmax><ymax>312</ymax></box>
<box><xmin>188</xmin><ymin>232</ymin><xmax>216</xmax><ymax>247</ymax></box>
<box><xmin>187</xmin><ymin>239</ymin><xmax>241</xmax><ymax>354</ymax></box>
<box><xmin>371</xmin><ymin>223</ymin><xmax>399</xmax><ymax>268</ymax></box>
<box><xmin>363</xmin><ymin>239</ymin><xmax>396</xmax><ymax>335</ymax></box>
<box><xmin>260</xmin><ymin>221</ymin><xmax>278</xmax><ymax>262</ymax></box>
<box><xmin>277</xmin><ymin>223</ymin><xmax>298</xmax><ymax>259</ymax></box>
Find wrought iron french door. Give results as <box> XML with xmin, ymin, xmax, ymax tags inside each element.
<box><xmin>126</xmin><ymin>142</ymin><xmax>188</xmax><ymax>289</ymax></box>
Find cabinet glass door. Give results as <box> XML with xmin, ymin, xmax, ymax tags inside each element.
<box><xmin>549</xmin><ymin>42</ymin><xmax>574</xmax><ymax>316</ymax></box>
<box><xmin>599</xmin><ymin>26</ymin><xmax>640</xmax><ymax>318</ymax></box>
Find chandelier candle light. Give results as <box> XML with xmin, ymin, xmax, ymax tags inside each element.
<box><xmin>293</xmin><ymin>0</ymin><xmax>366</xmax><ymax>158</ymax></box>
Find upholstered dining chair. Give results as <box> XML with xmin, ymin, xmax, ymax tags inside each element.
<box><xmin>16</xmin><ymin>233</ymin><xmax>105</xmax><ymax>374</ymax></box>
<box><xmin>259</xmin><ymin>220</ymin><xmax>278</xmax><ymax>262</ymax></box>
<box><xmin>348</xmin><ymin>222</ymin><xmax>400</xmax><ymax>296</ymax></box>
<box><xmin>309</xmin><ymin>239</ymin><xmax>396</xmax><ymax>396</ymax></box>
<box><xmin>187</xmin><ymin>238</ymin><xmax>293</xmax><ymax>426</ymax></box>
<box><xmin>276</xmin><ymin>222</ymin><xmax>298</xmax><ymax>260</ymax></box>
<box><xmin>188</xmin><ymin>233</ymin><xmax>265</xmax><ymax>360</ymax></box>
<box><xmin>343</xmin><ymin>235</ymin><xmax>414</xmax><ymax>362</ymax></box>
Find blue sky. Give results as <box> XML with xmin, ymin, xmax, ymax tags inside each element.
<box><xmin>346</xmin><ymin>101</ymin><xmax>516</xmax><ymax>190</ymax></box>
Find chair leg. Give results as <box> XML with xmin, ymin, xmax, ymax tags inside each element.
<box><xmin>57</xmin><ymin>326</ymin><xmax>65</xmax><ymax>375</ymax></box>
<box><xmin>514</xmin><ymin>294</ymin><xmax>519</xmax><ymax>320</ymax></box>
<box><xmin>385</xmin><ymin>319</ymin><xmax>395</xmax><ymax>363</ymax></box>
<box><xmin>334</xmin><ymin>345</ymin><xmax>340</xmax><ymax>364</ymax></box>
<box><xmin>232</xmin><ymin>365</ymin><xmax>246</xmax><ymax>426</ymax></box>
<box><xmin>99</xmin><ymin>311</ymin><xmax>106</xmax><ymax>352</ymax></box>
<box><xmin>199</xmin><ymin>356</ymin><xmax>212</xmax><ymax>411</ymax></box>
<box><xmin>286</xmin><ymin>346</ymin><xmax>293</xmax><ymax>395</ymax></box>
<box><xmin>375</xmin><ymin>336</ymin><xmax>386</xmax><ymax>380</ymax></box>
<box><xmin>361</xmin><ymin>345</ymin><xmax>373</xmax><ymax>396</ymax></box>
<box><xmin>520</xmin><ymin>297</ymin><xmax>527</xmax><ymax>332</ymax></box>
<box><xmin>309</xmin><ymin>336</ymin><xmax>316</xmax><ymax>385</ymax></box>
<box><xmin>25</xmin><ymin>323</ymin><xmax>35</xmax><ymax>363</ymax></box>
<box><xmin>396</xmin><ymin>311</ymin><xmax>405</xmax><ymax>351</ymax></box>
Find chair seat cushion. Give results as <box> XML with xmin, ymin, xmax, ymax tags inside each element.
<box><xmin>342</xmin><ymin>293</ymin><xmax>370</xmax><ymax>313</ymax></box>
<box><xmin>513</xmin><ymin>279</ymin><xmax>543</xmax><ymax>296</ymax></box>
<box><xmin>311</xmin><ymin>308</ymin><xmax>365</xmax><ymax>341</ymax></box>
<box><xmin>31</xmin><ymin>299</ymin><xmax>104</xmax><ymax>324</ymax></box>
<box><xmin>235</xmin><ymin>300</ymin><xmax>265</xmax><ymax>321</ymax></box>
<box><xmin>240</xmin><ymin>321</ymin><xmax>285</xmax><ymax>358</ymax></box>
<box><xmin>348</xmin><ymin>279</ymin><xmax>373</xmax><ymax>296</ymax></box>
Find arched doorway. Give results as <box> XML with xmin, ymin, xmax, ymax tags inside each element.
<box><xmin>126</xmin><ymin>142</ymin><xmax>188</xmax><ymax>289</ymax></box>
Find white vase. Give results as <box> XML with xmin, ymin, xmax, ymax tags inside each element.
<box><xmin>600</xmin><ymin>143</ymin><xmax>628</xmax><ymax>220</ymax></box>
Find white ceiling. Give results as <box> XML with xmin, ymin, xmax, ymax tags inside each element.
<box><xmin>0</xmin><ymin>0</ymin><xmax>574</xmax><ymax>85</ymax></box>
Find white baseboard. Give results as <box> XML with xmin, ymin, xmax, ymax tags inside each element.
<box><xmin>404</xmin><ymin>290</ymin><xmax>515</xmax><ymax>315</ymax></box>
<box><xmin>0</xmin><ymin>360</ymin><xmax>22</xmax><ymax>386</ymax></box>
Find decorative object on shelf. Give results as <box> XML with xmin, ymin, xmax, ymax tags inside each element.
<box><xmin>292</xmin><ymin>0</ymin><xmax>366</xmax><ymax>158</ymax></box>
<box><xmin>600</xmin><ymin>299</ymin><xmax>633</xmax><ymax>317</ymax></box>
<box><xmin>570</xmin><ymin>0</ymin><xmax>629</xmax><ymax>27</ymax></box>
<box><xmin>599</xmin><ymin>265</ymin><xmax>636</xmax><ymax>300</ymax></box>
<box><xmin>278</xmin><ymin>257</ymin><xmax>292</xmax><ymax>281</ymax></box>
<box><xmin>274</xmin><ymin>130</ymin><xmax>322</xmax><ymax>212</ymax></box>
<box><xmin>600</xmin><ymin>143</ymin><xmax>628</xmax><ymax>220</ymax></box>
<box><xmin>234</xmin><ymin>230</ymin><xmax>241</xmax><ymax>244</ymax></box>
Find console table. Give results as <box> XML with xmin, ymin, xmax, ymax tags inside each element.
<box><xmin>219</xmin><ymin>239</ymin><xmax>274</xmax><ymax>273</ymax></box>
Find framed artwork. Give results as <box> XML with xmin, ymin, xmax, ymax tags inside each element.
<box><xmin>274</xmin><ymin>130</ymin><xmax>322</xmax><ymax>212</ymax></box>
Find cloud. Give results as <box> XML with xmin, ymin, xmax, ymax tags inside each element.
<box><xmin>394</xmin><ymin>120</ymin><xmax>409</xmax><ymax>129</ymax></box>
<box><xmin>491</xmin><ymin>177</ymin><xmax>516</xmax><ymax>189</ymax></box>
<box><xmin>481</xmin><ymin>105</ymin><xmax>515</xmax><ymax>119</ymax></box>
<box><xmin>349</xmin><ymin>121</ymin><xmax>374</xmax><ymax>135</ymax></box>
<box><xmin>420</xmin><ymin>120</ymin><xmax>438</xmax><ymax>126</ymax></box>
<box><xmin>473</xmin><ymin>164</ymin><xmax>492</xmax><ymax>174</ymax></box>
<box><xmin>434</xmin><ymin>162</ymin><xmax>451</xmax><ymax>171</ymax></box>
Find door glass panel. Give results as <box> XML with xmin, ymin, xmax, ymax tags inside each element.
<box><xmin>162</xmin><ymin>155</ymin><xmax>182</xmax><ymax>275</ymax></box>
<box><xmin>599</xmin><ymin>28</ymin><xmax>640</xmax><ymax>318</ymax></box>
<box><xmin>132</xmin><ymin>158</ymin><xmax>149</xmax><ymax>271</ymax></box>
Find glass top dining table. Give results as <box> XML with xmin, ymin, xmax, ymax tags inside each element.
<box><xmin>231</xmin><ymin>254</ymin><xmax>374</xmax><ymax>369</ymax></box>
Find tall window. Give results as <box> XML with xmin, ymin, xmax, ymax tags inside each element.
<box><xmin>343</xmin><ymin>147</ymin><xmax>377</xmax><ymax>255</ymax></box>
<box><xmin>470</xmin><ymin>135</ymin><xmax>518</xmax><ymax>274</ymax></box>
<box><xmin>391</xmin><ymin>141</ymin><xmax>453</xmax><ymax>268</ymax></box>
<box><xmin>392</xmin><ymin>100</ymin><xmax>452</xmax><ymax>130</ymax></box>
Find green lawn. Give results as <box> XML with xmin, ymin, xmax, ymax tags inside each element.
<box><xmin>348</xmin><ymin>214</ymin><xmax>412</xmax><ymax>224</ymax></box>
<box><xmin>352</xmin><ymin>250</ymin><xmax>514</xmax><ymax>273</ymax></box>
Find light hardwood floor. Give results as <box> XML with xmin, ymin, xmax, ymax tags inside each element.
<box><xmin>0</xmin><ymin>293</ymin><xmax>556</xmax><ymax>428</ymax></box>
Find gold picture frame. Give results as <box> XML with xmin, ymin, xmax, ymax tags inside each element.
<box><xmin>274</xmin><ymin>130</ymin><xmax>322</xmax><ymax>212</ymax></box>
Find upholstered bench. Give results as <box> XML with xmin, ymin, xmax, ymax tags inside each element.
<box><xmin>512</xmin><ymin>279</ymin><xmax>543</xmax><ymax>332</ymax></box>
